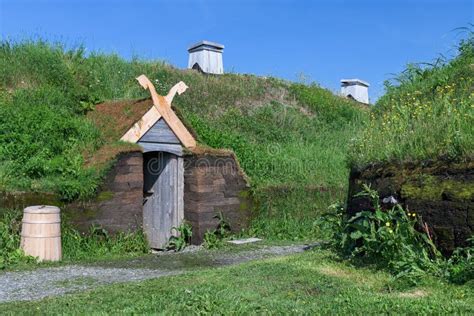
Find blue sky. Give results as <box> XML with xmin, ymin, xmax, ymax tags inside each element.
<box><xmin>1</xmin><ymin>0</ymin><xmax>472</xmax><ymax>101</ymax></box>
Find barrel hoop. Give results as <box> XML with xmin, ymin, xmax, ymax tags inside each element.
<box><xmin>24</xmin><ymin>205</ymin><xmax>60</xmax><ymax>214</ymax></box>
<box><xmin>22</xmin><ymin>221</ymin><xmax>61</xmax><ymax>224</ymax></box>
<box><xmin>21</xmin><ymin>234</ymin><xmax>61</xmax><ymax>238</ymax></box>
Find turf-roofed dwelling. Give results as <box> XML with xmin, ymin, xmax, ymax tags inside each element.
<box><xmin>71</xmin><ymin>75</ymin><xmax>251</xmax><ymax>248</ymax></box>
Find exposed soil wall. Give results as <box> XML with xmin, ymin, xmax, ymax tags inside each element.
<box><xmin>0</xmin><ymin>153</ymin><xmax>144</xmax><ymax>233</ymax></box>
<box><xmin>67</xmin><ymin>152</ymin><xmax>144</xmax><ymax>232</ymax></box>
<box><xmin>183</xmin><ymin>153</ymin><xmax>252</xmax><ymax>244</ymax></box>
<box><xmin>347</xmin><ymin>159</ymin><xmax>473</xmax><ymax>255</ymax></box>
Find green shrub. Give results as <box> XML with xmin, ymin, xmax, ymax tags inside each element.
<box><xmin>321</xmin><ymin>186</ymin><xmax>473</xmax><ymax>285</ymax></box>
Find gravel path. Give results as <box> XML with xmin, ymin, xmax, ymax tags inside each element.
<box><xmin>0</xmin><ymin>244</ymin><xmax>308</xmax><ymax>303</ymax></box>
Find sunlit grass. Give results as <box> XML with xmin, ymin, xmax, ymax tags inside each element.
<box><xmin>350</xmin><ymin>34</ymin><xmax>474</xmax><ymax>168</ymax></box>
<box><xmin>1</xmin><ymin>250</ymin><xmax>472</xmax><ymax>314</ymax></box>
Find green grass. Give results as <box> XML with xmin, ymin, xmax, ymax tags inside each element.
<box><xmin>349</xmin><ymin>32</ymin><xmax>474</xmax><ymax>168</ymax></box>
<box><xmin>246</xmin><ymin>187</ymin><xmax>345</xmax><ymax>241</ymax></box>
<box><xmin>1</xmin><ymin>250</ymin><xmax>472</xmax><ymax>314</ymax></box>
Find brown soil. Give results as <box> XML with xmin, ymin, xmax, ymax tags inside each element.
<box><xmin>87</xmin><ymin>98</ymin><xmax>154</xmax><ymax>143</ymax></box>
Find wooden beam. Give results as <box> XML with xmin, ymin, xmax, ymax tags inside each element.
<box><xmin>121</xmin><ymin>75</ymin><xmax>196</xmax><ymax>149</ymax></box>
<box><xmin>165</xmin><ymin>81</ymin><xmax>189</xmax><ymax>105</ymax></box>
<box><xmin>155</xmin><ymin>95</ymin><xmax>196</xmax><ymax>148</ymax></box>
<box><xmin>136</xmin><ymin>75</ymin><xmax>161</xmax><ymax>106</ymax></box>
<box><xmin>121</xmin><ymin>106</ymin><xmax>162</xmax><ymax>143</ymax></box>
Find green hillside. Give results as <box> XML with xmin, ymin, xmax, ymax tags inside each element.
<box><xmin>350</xmin><ymin>34</ymin><xmax>474</xmax><ymax>167</ymax></box>
<box><xmin>0</xmin><ymin>40</ymin><xmax>368</xmax><ymax>240</ymax></box>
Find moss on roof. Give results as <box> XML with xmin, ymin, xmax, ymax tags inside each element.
<box><xmin>85</xmin><ymin>98</ymin><xmax>236</xmax><ymax>169</ymax></box>
<box><xmin>88</xmin><ymin>98</ymin><xmax>154</xmax><ymax>143</ymax></box>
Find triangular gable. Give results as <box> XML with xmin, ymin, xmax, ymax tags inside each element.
<box><xmin>120</xmin><ymin>75</ymin><xmax>196</xmax><ymax>149</ymax></box>
<box><xmin>139</xmin><ymin>118</ymin><xmax>180</xmax><ymax>144</ymax></box>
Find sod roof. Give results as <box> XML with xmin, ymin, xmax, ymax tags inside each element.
<box><xmin>85</xmin><ymin>98</ymin><xmax>238</xmax><ymax>169</ymax></box>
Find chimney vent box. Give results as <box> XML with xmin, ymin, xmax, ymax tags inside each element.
<box><xmin>340</xmin><ymin>78</ymin><xmax>370</xmax><ymax>104</ymax></box>
<box><xmin>188</xmin><ymin>40</ymin><xmax>224</xmax><ymax>75</ymax></box>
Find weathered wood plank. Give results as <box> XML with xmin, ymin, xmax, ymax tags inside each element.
<box><xmin>139</xmin><ymin>118</ymin><xmax>180</xmax><ymax>144</ymax></box>
<box><xmin>143</xmin><ymin>152</ymin><xmax>184</xmax><ymax>249</ymax></box>
<box><xmin>138</xmin><ymin>142</ymin><xmax>183</xmax><ymax>156</ymax></box>
<box><xmin>177</xmin><ymin>157</ymin><xmax>184</xmax><ymax>229</ymax></box>
<box><xmin>120</xmin><ymin>106</ymin><xmax>162</xmax><ymax>143</ymax></box>
<box><xmin>155</xmin><ymin>95</ymin><xmax>196</xmax><ymax>148</ymax></box>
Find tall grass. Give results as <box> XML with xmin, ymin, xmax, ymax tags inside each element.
<box><xmin>350</xmin><ymin>32</ymin><xmax>474</xmax><ymax>168</ymax></box>
<box><xmin>247</xmin><ymin>187</ymin><xmax>345</xmax><ymax>241</ymax></box>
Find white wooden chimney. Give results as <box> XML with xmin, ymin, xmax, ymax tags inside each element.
<box><xmin>340</xmin><ymin>79</ymin><xmax>370</xmax><ymax>104</ymax></box>
<box><xmin>188</xmin><ymin>40</ymin><xmax>224</xmax><ymax>75</ymax></box>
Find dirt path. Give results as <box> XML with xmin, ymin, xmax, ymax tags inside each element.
<box><xmin>0</xmin><ymin>244</ymin><xmax>309</xmax><ymax>303</ymax></box>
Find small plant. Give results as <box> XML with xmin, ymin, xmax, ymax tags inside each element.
<box><xmin>203</xmin><ymin>230</ymin><xmax>221</xmax><ymax>250</ymax></box>
<box><xmin>442</xmin><ymin>237</ymin><xmax>474</xmax><ymax>284</ymax></box>
<box><xmin>167</xmin><ymin>222</ymin><xmax>193</xmax><ymax>252</ymax></box>
<box><xmin>0</xmin><ymin>209</ymin><xmax>35</xmax><ymax>269</ymax></box>
<box><xmin>203</xmin><ymin>212</ymin><xmax>231</xmax><ymax>249</ymax></box>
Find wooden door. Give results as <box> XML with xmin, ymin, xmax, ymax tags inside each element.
<box><xmin>143</xmin><ymin>151</ymin><xmax>184</xmax><ymax>249</ymax></box>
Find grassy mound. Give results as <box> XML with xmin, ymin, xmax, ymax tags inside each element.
<box><xmin>0</xmin><ymin>40</ymin><xmax>367</xmax><ymax>240</ymax></box>
<box><xmin>350</xmin><ymin>33</ymin><xmax>474</xmax><ymax>167</ymax></box>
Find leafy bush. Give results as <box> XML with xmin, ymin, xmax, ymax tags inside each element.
<box><xmin>322</xmin><ymin>186</ymin><xmax>474</xmax><ymax>285</ymax></box>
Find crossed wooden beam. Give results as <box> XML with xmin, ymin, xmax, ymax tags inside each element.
<box><xmin>121</xmin><ymin>75</ymin><xmax>196</xmax><ymax>149</ymax></box>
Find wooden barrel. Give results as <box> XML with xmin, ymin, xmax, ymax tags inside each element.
<box><xmin>20</xmin><ymin>205</ymin><xmax>62</xmax><ymax>262</ymax></box>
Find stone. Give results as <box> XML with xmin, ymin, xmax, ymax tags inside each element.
<box><xmin>227</xmin><ymin>238</ymin><xmax>262</xmax><ymax>245</ymax></box>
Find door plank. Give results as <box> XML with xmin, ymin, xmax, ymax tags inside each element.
<box><xmin>143</xmin><ymin>152</ymin><xmax>184</xmax><ymax>249</ymax></box>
